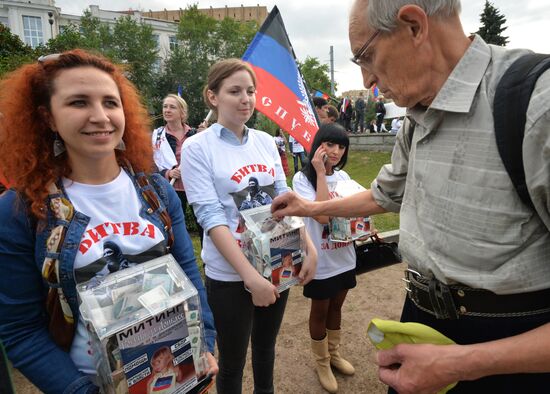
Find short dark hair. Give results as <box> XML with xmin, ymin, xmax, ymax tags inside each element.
<box><xmin>312</xmin><ymin>96</ymin><xmax>328</xmax><ymax>109</ymax></box>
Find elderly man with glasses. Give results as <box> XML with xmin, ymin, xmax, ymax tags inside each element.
<box><xmin>273</xmin><ymin>0</ymin><xmax>550</xmax><ymax>393</ymax></box>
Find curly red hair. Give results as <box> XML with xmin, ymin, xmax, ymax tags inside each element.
<box><xmin>0</xmin><ymin>49</ymin><xmax>154</xmax><ymax>219</ymax></box>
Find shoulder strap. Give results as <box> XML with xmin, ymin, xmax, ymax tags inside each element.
<box><xmin>132</xmin><ymin>170</ymin><xmax>175</xmax><ymax>250</ymax></box>
<box><xmin>404</xmin><ymin>115</ymin><xmax>416</xmax><ymax>150</ymax></box>
<box><xmin>493</xmin><ymin>53</ymin><xmax>550</xmax><ymax>210</ymax></box>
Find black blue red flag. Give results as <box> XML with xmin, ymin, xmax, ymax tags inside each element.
<box><xmin>243</xmin><ymin>6</ymin><xmax>318</xmax><ymax>152</ymax></box>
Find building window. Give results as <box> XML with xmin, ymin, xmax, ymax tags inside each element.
<box><xmin>169</xmin><ymin>35</ymin><xmax>178</xmax><ymax>50</ymax></box>
<box><xmin>152</xmin><ymin>59</ymin><xmax>161</xmax><ymax>74</ymax></box>
<box><xmin>0</xmin><ymin>16</ymin><xmax>8</xmax><ymax>27</ymax></box>
<box><xmin>22</xmin><ymin>15</ymin><xmax>44</xmax><ymax>48</ymax></box>
<box><xmin>152</xmin><ymin>34</ymin><xmax>160</xmax><ymax>49</ymax></box>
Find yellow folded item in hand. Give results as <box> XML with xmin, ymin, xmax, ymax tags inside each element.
<box><xmin>367</xmin><ymin>318</ymin><xmax>457</xmax><ymax>394</ymax></box>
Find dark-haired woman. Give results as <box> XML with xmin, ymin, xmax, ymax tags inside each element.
<box><xmin>292</xmin><ymin>123</ymin><xmax>356</xmax><ymax>393</ymax></box>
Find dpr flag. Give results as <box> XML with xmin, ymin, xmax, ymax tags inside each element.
<box><xmin>372</xmin><ymin>84</ymin><xmax>379</xmax><ymax>98</ymax></box>
<box><xmin>314</xmin><ymin>90</ymin><xmax>330</xmax><ymax>101</ymax></box>
<box><xmin>243</xmin><ymin>6</ymin><xmax>318</xmax><ymax>151</ymax></box>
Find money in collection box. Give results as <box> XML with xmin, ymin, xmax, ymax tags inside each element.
<box><xmin>328</xmin><ymin>180</ymin><xmax>373</xmax><ymax>242</ymax></box>
<box><xmin>240</xmin><ymin>205</ymin><xmax>305</xmax><ymax>293</ymax></box>
<box><xmin>77</xmin><ymin>254</ymin><xmax>211</xmax><ymax>394</ymax></box>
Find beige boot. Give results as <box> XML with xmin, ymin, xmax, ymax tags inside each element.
<box><xmin>311</xmin><ymin>336</ymin><xmax>338</xmax><ymax>393</ymax></box>
<box><xmin>327</xmin><ymin>328</ymin><xmax>355</xmax><ymax>375</ymax></box>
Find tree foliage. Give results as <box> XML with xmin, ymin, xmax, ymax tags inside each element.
<box><xmin>157</xmin><ymin>5</ymin><xmax>258</xmax><ymax>126</ymax></box>
<box><xmin>1</xmin><ymin>6</ymin><xmax>259</xmax><ymax>126</ymax></box>
<box><xmin>0</xmin><ymin>25</ymin><xmax>36</xmax><ymax>76</ymax></box>
<box><xmin>298</xmin><ymin>56</ymin><xmax>335</xmax><ymax>96</ymax></box>
<box><xmin>476</xmin><ymin>0</ymin><xmax>509</xmax><ymax>46</ymax></box>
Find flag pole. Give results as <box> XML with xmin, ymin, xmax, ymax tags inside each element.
<box><xmin>274</xmin><ymin>7</ymin><xmax>322</xmax><ymax>133</ymax></box>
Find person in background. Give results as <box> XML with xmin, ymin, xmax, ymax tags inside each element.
<box><xmin>390</xmin><ymin>117</ymin><xmax>403</xmax><ymax>134</ymax></box>
<box><xmin>274</xmin><ymin>129</ymin><xmax>290</xmax><ymax>177</ymax></box>
<box><xmin>313</xmin><ymin>96</ymin><xmax>329</xmax><ymax>125</ymax></box>
<box><xmin>152</xmin><ymin>94</ymin><xmax>203</xmax><ymax>238</ymax></box>
<box><xmin>272</xmin><ymin>0</ymin><xmax>550</xmax><ymax>392</ymax></box>
<box><xmin>367</xmin><ymin>119</ymin><xmax>378</xmax><ymax>133</ymax></box>
<box><xmin>374</xmin><ymin>96</ymin><xmax>386</xmax><ymax>133</ymax></box>
<box><xmin>324</xmin><ymin>105</ymin><xmax>340</xmax><ymax>124</ymax></box>
<box><xmin>289</xmin><ymin>135</ymin><xmax>307</xmax><ymax>174</ymax></box>
<box><xmin>338</xmin><ymin>97</ymin><xmax>353</xmax><ymax>132</ymax></box>
<box><xmin>0</xmin><ymin>49</ymin><xmax>217</xmax><ymax>394</ymax></box>
<box><xmin>293</xmin><ymin>123</ymin><xmax>357</xmax><ymax>393</ymax></box>
<box><xmin>181</xmin><ymin>58</ymin><xmax>317</xmax><ymax>394</ymax></box>
<box><xmin>353</xmin><ymin>92</ymin><xmax>367</xmax><ymax>133</ymax></box>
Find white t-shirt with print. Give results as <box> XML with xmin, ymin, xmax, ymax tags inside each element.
<box><xmin>181</xmin><ymin>127</ymin><xmax>286</xmax><ymax>282</ymax></box>
<box><xmin>293</xmin><ymin>170</ymin><xmax>356</xmax><ymax>280</ymax></box>
<box><xmin>288</xmin><ymin>136</ymin><xmax>305</xmax><ymax>153</ymax></box>
<box><xmin>64</xmin><ymin>169</ymin><xmax>165</xmax><ymax>374</ymax></box>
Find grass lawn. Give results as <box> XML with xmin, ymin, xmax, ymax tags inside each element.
<box><xmin>189</xmin><ymin>149</ymin><xmax>399</xmax><ymax>266</ymax></box>
<box><xmin>285</xmin><ymin>149</ymin><xmax>399</xmax><ymax>233</ymax></box>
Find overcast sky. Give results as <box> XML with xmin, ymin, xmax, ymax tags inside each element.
<box><xmin>54</xmin><ymin>0</ymin><xmax>550</xmax><ymax>94</ymax></box>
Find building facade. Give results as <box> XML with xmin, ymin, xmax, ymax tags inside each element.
<box><xmin>142</xmin><ymin>5</ymin><xmax>267</xmax><ymax>25</ymax></box>
<box><xmin>1</xmin><ymin>1</ymin><xmax>265</xmax><ymax>59</ymax></box>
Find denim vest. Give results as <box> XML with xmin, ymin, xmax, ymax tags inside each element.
<box><xmin>0</xmin><ymin>169</ymin><xmax>215</xmax><ymax>394</ymax></box>
<box><xmin>35</xmin><ymin>169</ymin><xmax>172</xmax><ymax>327</ymax></box>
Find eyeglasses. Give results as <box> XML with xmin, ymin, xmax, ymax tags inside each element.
<box><xmin>37</xmin><ymin>53</ymin><xmax>61</xmax><ymax>64</ymax></box>
<box><xmin>350</xmin><ymin>30</ymin><xmax>380</xmax><ymax>69</ymax></box>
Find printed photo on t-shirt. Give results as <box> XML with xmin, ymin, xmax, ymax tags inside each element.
<box><xmin>231</xmin><ymin>176</ymin><xmax>276</xmax><ymax>234</ymax></box>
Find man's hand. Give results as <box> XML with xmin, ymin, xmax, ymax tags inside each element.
<box><xmin>376</xmin><ymin>343</ymin><xmax>463</xmax><ymax>394</ymax></box>
<box><xmin>271</xmin><ymin>191</ymin><xmax>312</xmax><ymax>219</ymax></box>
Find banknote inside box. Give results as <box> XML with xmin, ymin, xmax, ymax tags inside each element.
<box><xmin>327</xmin><ymin>180</ymin><xmax>373</xmax><ymax>242</ymax></box>
<box><xmin>77</xmin><ymin>254</ymin><xmax>210</xmax><ymax>394</ymax></box>
<box><xmin>240</xmin><ymin>204</ymin><xmax>305</xmax><ymax>293</ymax></box>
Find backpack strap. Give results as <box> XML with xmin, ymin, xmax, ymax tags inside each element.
<box><xmin>124</xmin><ymin>160</ymin><xmax>175</xmax><ymax>250</ymax></box>
<box><xmin>493</xmin><ymin>53</ymin><xmax>550</xmax><ymax>210</ymax></box>
<box><xmin>134</xmin><ymin>173</ymin><xmax>175</xmax><ymax>250</ymax></box>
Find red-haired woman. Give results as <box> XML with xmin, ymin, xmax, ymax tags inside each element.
<box><xmin>0</xmin><ymin>50</ymin><xmax>218</xmax><ymax>393</ymax></box>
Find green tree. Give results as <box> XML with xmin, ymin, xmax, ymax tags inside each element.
<box><xmin>0</xmin><ymin>25</ymin><xmax>35</xmax><ymax>76</ymax></box>
<box><xmin>254</xmin><ymin>113</ymin><xmax>279</xmax><ymax>136</ymax></box>
<box><xmin>45</xmin><ymin>23</ymin><xmax>88</xmax><ymax>53</ymax></box>
<box><xmin>476</xmin><ymin>1</ymin><xmax>509</xmax><ymax>46</ymax></box>
<box><xmin>157</xmin><ymin>5</ymin><xmax>259</xmax><ymax>126</ymax></box>
<box><xmin>45</xmin><ymin>11</ymin><xmax>159</xmax><ymax>109</ymax></box>
<box><xmin>156</xmin><ymin>6</ymin><xmax>218</xmax><ymax>126</ymax></box>
<box><xmin>215</xmin><ymin>18</ymin><xmax>257</xmax><ymax>59</ymax></box>
<box><xmin>298</xmin><ymin>56</ymin><xmax>335</xmax><ymax>95</ymax></box>
<box><xmin>109</xmin><ymin>16</ymin><xmax>159</xmax><ymax>107</ymax></box>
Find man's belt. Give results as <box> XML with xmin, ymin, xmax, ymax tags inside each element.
<box><xmin>403</xmin><ymin>269</ymin><xmax>550</xmax><ymax>319</ymax></box>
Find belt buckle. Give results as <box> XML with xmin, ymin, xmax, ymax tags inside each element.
<box><xmin>402</xmin><ymin>268</ymin><xmax>421</xmax><ymax>293</ymax></box>
<box><xmin>403</xmin><ymin>268</ymin><xmax>459</xmax><ymax>320</ymax></box>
